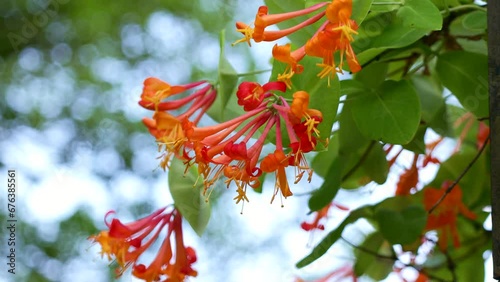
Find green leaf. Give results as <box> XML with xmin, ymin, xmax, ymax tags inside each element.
<box><xmin>363</xmin><ymin>142</ymin><xmax>389</xmax><ymax>184</ymax></box>
<box><xmin>296</xmin><ymin>206</ymin><xmax>373</xmax><ymax>268</ymax></box>
<box><xmin>350</xmin><ymin>80</ymin><xmax>421</xmax><ymax>144</ymax></box>
<box><xmin>403</xmin><ymin>125</ymin><xmax>427</xmax><ymax>154</ymax></box>
<box><xmin>396</xmin><ymin>0</ymin><xmax>442</xmax><ymax>30</ymax></box>
<box><xmin>436</xmin><ymin>51</ymin><xmax>489</xmax><ymax>118</ymax></box>
<box><xmin>308</xmin><ymin>156</ymin><xmax>342</xmax><ymax>211</ymax></box>
<box><xmin>354</xmin><ymin>232</ymin><xmax>394</xmax><ymax>280</ymax></box>
<box><xmin>370</xmin><ymin>0</ymin><xmax>403</xmax><ymax>12</ymax></box>
<box><xmin>168</xmin><ymin>158</ymin><xmax>211</xmax><ymax>236</ymax></box>
<box><xmin>216</xmin><ymin>30</ymin><xmax>238</xmax><ymax>118</ymax></box>
<box><xmin>462</xmin><ymin>10</ymin><xmax>487</xmax><ymax>31</ymax></box>
<box><xmin>374</xmin><ymin>197</ymin><xmax>427</xmax><ymax>245</ymax></box>
<box><xmin>352</xmin><ymin>0</ymin><xmax>375</xmax><ymax>25</ymax></box>
<box><xmin>354</xmin><ymin>62</ymin><xmax>388</xmax><ymax>89</ymax></box>
<box><xmin>411</xmin><ymin>75</ymin><xmax>445</xmax><ymax>124</ymax></box>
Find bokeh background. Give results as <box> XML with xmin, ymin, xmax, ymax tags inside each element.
<box><xmin>0</xmin><ymin>0</ymin><xmax>494</xmax><ymax>281</ymax></box>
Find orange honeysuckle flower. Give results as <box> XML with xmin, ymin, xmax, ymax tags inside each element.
<box><xmin>395</xmin><ymin>154</ymin><xmax>419</xmax><ymax>196</ymax></box>
<box><xmin>261</xmin><ymin>149</ymin><xmax>293</xmax><ymax>205</ymax></box>
<box><xmin>236</xmin><ymin>80</ymin><xmax>287</xmax><ymax>111</ymax></box>
<box><xmin>140</xmin><ymin>77</ymin><xmax>206</xmax><ymax>111</ymax></box>
<box><xmin>89</xmin><ymin>207</ymin><xmax>198</xmax><ymax>282</ymax></box>
<box><xmin>423</xmin><ymin>183</ymin><xmax>477</xmax><ymax>250</ymax></box>
<box><xmin>139</xmin><ymin>78</ymin><xmax>217</xmax><ymax>169</ymax></box>
<box><xmin>233</xmin><ymin>3</ymin><xmax>328</xmax><ymax>46</ymax></box>
<box><xmin>272</xmin><ymin>44</ymin><xmax>306</xmax><ymax>89</ymax></box>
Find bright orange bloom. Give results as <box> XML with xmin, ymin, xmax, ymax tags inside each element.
<box><xmin>89</xmin><ymin>207</ymin><xmax>198</xmax><ymax>282</ymax></box>
<box><xmin>140</xmin><ymin>78</ymin><xmax>216</xmax><ymax>170</ymax></box>
<box><xmin>261</xmin><ymin>149</ymin><xmax>292</xmax><ymax>204</ymax></box>
<box><xmin>233</xmin><ymin>3</ymin><xmax>328</xmax><ymax>46</ymax></box>
<box><xmin>423</xmin><ymin>183</ymin><xmax>477</xmax><ymax>250</ymax></box>
<box><xmin>396</xmin><ymin>154</ymin><xmax>419</xmax><ymax>196</ymax></box>
<box><xmin>235</xmin><ymin>1</ymin><xmax>361</xmax><ymax>85</ymax></box>
<box><xmin>272</xmin><ymin>44</ymin><xmax>306</xmax><ymax>88</ymax></box>
<box><xmin>301</xmin><ymin>0</ymin><xmax>361</xmax><ymax>84</ymax></box>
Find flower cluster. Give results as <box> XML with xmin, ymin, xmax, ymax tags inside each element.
<box><xmin>140</xmin><ymin>78</ymin><xmax>324</xmax><ymax>207</ymax></box>
<box><xmin>423</xmin><ymin>182</ymin><xmax>476</xmax><ymax>250</ymax></box>
<box><xmin>89</xmin><ymin>207</ymin><xmax>197</xmax><ymax>282</ymax></box>
<box><xmin>234</xmin><ymin>0</ymin><xmax>361</xmax><ymax>87</ymax></box>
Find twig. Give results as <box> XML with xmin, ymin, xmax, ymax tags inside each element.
<box><xmin>428</xmin><ymin>136</ymin><xmax>490</xmax><ymax>214</ymax></box>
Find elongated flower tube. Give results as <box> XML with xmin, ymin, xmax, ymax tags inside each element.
<box><xmin>89</xmin><ymin>207</ymin><xmax>198</xmax><ymax>282</ymax></box>
<box><xmin>235</xmin><ymin>0</ymin><xmax>361</xmax><ymax>86</ymax></box>
<box><xmin>306</xmin><ymin>0</ymin><xmax>361</xmax><ymax>81</ymax></box>
<box><xmin>233</xmin><ymin>3</ymin><xmax>328</xmax><ymax>46</ymax></box>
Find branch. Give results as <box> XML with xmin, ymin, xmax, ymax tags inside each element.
<box><xmin>428</xmin><ymin>136</ymin><xmax>490</xmax><ymax>214</ymax></box>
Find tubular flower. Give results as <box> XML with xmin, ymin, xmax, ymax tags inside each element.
<box><xmin>237</xmin><ymin>81</ymin><xmax>287</xmax><ymax>111</ymax></box>
<box><xmin>233</xmin><ymin>3</ymin><xmax>328</xmax><ymax>46</ymax></box>
<box><xmin>235</xmin><ymin>0</ymin><xmax>361</xmax><ymax>86</ymax></box>
<box><xmin>261</xmin><ymin>149</ymin><xmax>292</xmax><ymax>205</ymax></box>
<box><xmin>305</xmin><ymin>0</ymin><xmax>361</xmax><ymax>82</ymax></box>
<box><xmin>272</xmin><ymin>44</ymin><xmax>306</xmax><ymax>89</ymax></box>
<box><xmin>89</xmin><ymin>207</ymin><xmax>198</xmax><ymax>282</ymax></box>
<box><xmin>423</xmin><ymin>182</ymin><xmax>477</xmax><ymax>251</ymax></box>
<box><xmin>139</xmin><ymin>78</ymin><xmax>217</xmax><ymax>170</ymax></box>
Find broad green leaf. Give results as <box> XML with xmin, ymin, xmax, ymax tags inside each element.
<box><xmin>462</xmin><ymin>10</ymin><xmax>487</xmax><ymax>31</ymax></box>
<box><xmin>308</xmin><ymin>156</ymin><xmax>342</xmax><ymax>211</ymax></box>
<box><xmin>411</xmin><ymin>75</ymin><xmax>445</xmax><ymax>124</ymax></box>
<box><xmin>168</xmin><ymin>158</ymin><xmax>211</xmax><ymax>237</ymax></box>
<box><xmin>363</xmin><ymin>142</ymin><xmax>389</xmax><ymax>184</ymax></box>
<box><xmin>352</xmin><ymin>0</ymin><xmax>375</xmax><ymax>25</ymax></box>
<box><xmin>370</xmin><ymin>0</ymin><xmax>403</xmax><ymax>12</ymax></box>
<box><xmin>296</xmin><ymin>206</ymin><xmax>374</xmax><ymax>268</ymax></box>
<box><xmin>450</xmin><ymin>11</ymin><xmax>487</xmax><ymax>37</ymax></box>
<box><xmin>436</xmin><ymin>51</ymin><xmax>489</xmax><ymax>118</ymax></box>
<box><xmin>350</xmin><ymin>80</ymin><xmax>421</xmax><ymax>144</ymax></box>
<box><xmin>354</xmin><ymin>232</ymin><xmax>394</xmax><ymax>280</ymax></box>
<box><xmin>340</xmin><ymin>79</ymin><xmax>367</xmax><ymax>96</ymax></box>
<box><xmin>403</xmin><ymin>125</ymin><xmax>426</xmax><ymax>154</ymax></box>
<box><xmin>374</xmin><ymin>197</ymin><xmax>427</xmax><ymax>245</ymax></box>
<box><xmin>396</xmin><ymin>0</ymin><xmax>442</xmax><ymax>30</ymax></box>
<box><xmin>354</xmin><ymin>62</ymin><xmax>388</xmax><ymax>89</ymax></box>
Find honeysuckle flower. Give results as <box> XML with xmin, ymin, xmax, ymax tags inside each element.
<box><xmin>89</xmin><ymin>207</ymin><xmax>198</xmax><ymax>282</ymax></box>
<box><xmin>423</xmin><ymin>182</ymin><xmax>477</xmax><ymax>250</ymax></box>
<box><xmin>236</xmin><ymin>80</ymin><xmax>287</xmax><ymax>111</ymax></box>
<box><xmin>140</xmin><ymin>77</ymin><xmax>323</xmax><ymax>207</ymax></box>
<box><xmin>272</xmin><ymin>44</ymin><xmax>306</xmax><ymax>88</ymax></box>
<box><xmin>140</xmin><ymin>78</ymin><xmax>217</xmax><ymax>170</ymax></box>
<box><xmin>395</xmin><ymin>154</ymin><xmax>419</xmax><ymax>196</ymax></box>
<box><xmin>235</xmin><ymin>0</ymin><xmax>361</xmax><ymax>86</ymax></box>
<box><xmin>233</xmin><ymin>3</ymin><xmax>328</xmax><ymax>46</ymax></box>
